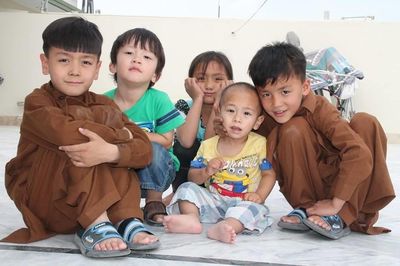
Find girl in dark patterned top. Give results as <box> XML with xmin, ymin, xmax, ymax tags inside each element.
<box><xmin>166</xmin><ymin>51</ymin><xmax>233</xmax><ymax>204</ymax></box>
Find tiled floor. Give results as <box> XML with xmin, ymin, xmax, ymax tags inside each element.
<box><xmin>0</xmin><ymin>125</ymin><xmax>398</xmax><ymax>265</ymax></box>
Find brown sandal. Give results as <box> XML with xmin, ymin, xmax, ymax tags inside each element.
<box><xmin>143</xmin><ymin>201</ymin><xmax>167</xmax><ymax>226</ymax></box>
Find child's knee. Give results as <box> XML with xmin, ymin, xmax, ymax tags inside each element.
<box><xmin>350</xmin><ymin>112</ymin><xmax>378</xmax><ymax>131</ymax></box>
<box><xmin>177</xmin><ymin>181</ymin><xmax>200</xmax><ymax>193</ymax></box>
<box><xmin>147</xmin><ymin>142</ymin><xmax>175</xmax><ymax>176</ymax></box>
<box><xmin>151</xmin><ymin>142</ymin><xmax>170</xmax><ymax>161</ymax></box>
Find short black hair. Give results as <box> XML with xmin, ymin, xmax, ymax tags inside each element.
<box><xmin>219</xmin><ymin>82</ymin><xmax>262</xmax><ymax>115</ymax></box>
<box><xmin>110</xmin><ymin>28</ymin><xmax>165</xmax><ymax>87</ymax></box>
<box><xmin>42</xmin><ymin>16</ymin><xmax>102</xmax><ymax>58</ymax></box>
<box><xmin>248</xmin><ymin>42</ymin><xmax>306</xmax><ymax>88</ymax></box>
<box><xmin>188</xmin><ymin>51</ymin><xmax>233</xmax><ymax>80</ymax></box>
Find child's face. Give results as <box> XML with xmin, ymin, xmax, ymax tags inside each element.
<box><xmin>257</xmin><ymin>75</ymin><xmax>311</xmax><ymax>124</ymax></box>
<box><xmin>40</xmin><ymin>47</ymin><xmax>101</xmax><ymax>96</ymax></box>
<box><xmin>193</xmin><ymin>61</ymin><xmax>229</xmax><ymax>105</ymax></box>
<box><xmin>220</xmin><ymin>87</ymin><xmax>264</xmax><ymax>140</ymax></box>
<box><xmin>109</xmin><ymin>40</ymin><xmax>158</xmax><ymax>87</ymax></box>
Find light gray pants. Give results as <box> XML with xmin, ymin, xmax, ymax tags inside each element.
<box><xmin>167</xmin><ymin>182</ymin><xmax>273</xmax><ymax>234</ymax></box>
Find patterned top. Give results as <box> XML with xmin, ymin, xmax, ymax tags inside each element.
<box><xmin>191</xmin><ymin>132</ymin><xmax>272</xmax><ymax>198</ymax></box>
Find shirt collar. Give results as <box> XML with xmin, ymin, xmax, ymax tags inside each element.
<box><xmin>43</xmin><ymin>81</ymin><xmax>92</xmax><ymax>105</ymax></box>
<box><xmin>297</xmin><ymin>93</ymin><xmax>317</xmax><ymax>115</ymax></box>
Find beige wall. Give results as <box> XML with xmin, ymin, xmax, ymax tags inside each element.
<box><xmin>0</xmin><ymin>12</ymin><xmax>399</xmax><ymax>140</ymax></box>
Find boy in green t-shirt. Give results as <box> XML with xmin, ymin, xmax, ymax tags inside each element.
<box><xmin>104</xmin><ymin>28</ymin><xmax>184</xmax><ymax>226</ymax></box>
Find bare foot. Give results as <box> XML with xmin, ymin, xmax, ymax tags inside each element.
<box><xmin>95</xmin><ymin>237</ymin><xmax>127</xmax><ymax>251</ymax></box>
<box><xmin>162</xmin><ymin>192</ymin><xmax>174</xmax><ymax>206</ymax></box>
<box><xmin>207</xmin><ymin>221</ymin><xmax>236</xmax><ymax>244</ymax></box>
<box><xmin>280</xmin><ymin>215</ymin><xmax>301</xmax><ymax>224</ymax></box>
<box><xmin>132</xmin><ymin>231</ymin><xmax>159</xmax><ymax>245</ymax></box>
<box><xmin>163</xmin><ymin>214</ymin><xmax>202</xmax><ymax>233</ymax></box>
<box><xmin>307</xmin><ymin>215</ymin><xmax>331</xmax><ymax>230</ymax></box>
<box><xmin>88</xmin><ymin>214</ymin><xmax>127</xmax><ymax>251</ymax></box>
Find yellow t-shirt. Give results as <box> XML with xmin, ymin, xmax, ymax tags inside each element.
<box><xmin>193</xmin><ymin>132</ymin><xmax>268</xmax><ymax>197</ymax></box>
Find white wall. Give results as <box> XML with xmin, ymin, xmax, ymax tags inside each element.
<box><xmin>0</xmin><ymin>12</ymin><xmax>399</xmax><ymax>138</ymax></box>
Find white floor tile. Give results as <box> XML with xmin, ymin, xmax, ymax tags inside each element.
<box><xmin>0</xmin><ymin>126</ymin><xmax>399</xmax><ymax>265</ymax></box>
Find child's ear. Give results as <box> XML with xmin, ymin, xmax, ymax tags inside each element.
<box><xmin>253</xmin><ymin>114</ymin><xmax>265</xmax><ymax>130</ymax></box>
<box><xmin>302</xmin><ymin>79</ymin><xmax>311</xmax><ymax>96</ymax></box>
<box><xmin>94</xmin><ymin>60</ymin><xmax>102</xmax><ymax>80</ymax></box>
<box><xmin>109</xmin><ymin>62</ymin><xmax>116</xmax><ymax>74</ymax></box>
<box><xmin>40</xmin><ymin>53</ymin><xmax>49</xmax><ymax>75</ymax></box>
<box><xmin>151</xmin><ymin>73</ymin><xmax>159</xmax><ymax>83</ymax></box>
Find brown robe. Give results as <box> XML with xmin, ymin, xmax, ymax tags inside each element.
<box><xmin>257</xmin><ymin>93</ymin><xmax>395</xmax><ymax>234</ymax></box>
<box><xmin>2</xmin><ymin>83</ymin><xmax>152</xmax><ymax>243</ymax></box>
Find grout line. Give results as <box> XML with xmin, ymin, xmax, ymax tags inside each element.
<box><xmin>0</xmin><ymin>244</ymin><xmax>295</xmax><ymax>265</ymax></box>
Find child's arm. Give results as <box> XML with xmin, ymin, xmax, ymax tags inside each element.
<box><xmin>244</xmin><ymin>169</ymin><xmax>276</xmax><ymax>203</ymax></box>
<box><xmin>204</xmin><ymin>105</ymin><xmax>218</xmax><ymax>140</ymax></box>
<box><xmin>115</xmin><ymin>114</ymin><xmax>153</xmax><ymax>168</ymax></box>
<box><xmin>59</xmin><ymin>128</ymin><xmax>120</xmax><ymax>167</ymax></box>
<box><xmin>23</xmin><ymin>91</ymin><xmax>134</xmax><ymax>150</ymax></box>
<box><xmin>146</xmin><ymin>131</ymin><xmax>174</xmax><ymax>149</ymax></box>
<box><xmin>142</xmin><ymin>89</ymin><xmax>185</xmax><ymax>149</ymax></box>
<box><xmin>176</xmin><ymin>78</ymin><xmax>204</xmax><ymax>148</ymax></box>
<box><xmin>188</xmin><ymin>157</ymin><xmax>225</xmax><ymax>184</ymax></box>
<box><xmin>59</xmin><ymin>115</ymin><xmax>152</xmax><ymax>169</ymax></box>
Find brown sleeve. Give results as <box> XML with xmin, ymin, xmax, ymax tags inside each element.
<box><xmin>113</xmin><ymin>112</ymin><xmax>152</xmax><ymax>168</ymax></box>
<box><xmin>21</xmin><ymin>90</ymin><xmax>132</xmax><ymax>150</ymax></box>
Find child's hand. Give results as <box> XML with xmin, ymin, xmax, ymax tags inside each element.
<box><xmin>205</xmin><ymin>158</ymin><xmax>225</xmax><ymax>176</ymax></box>
<box><xmin>306</xmin><ymin>198</ymin><xmax>345</xmax><ymax>216</ymax></box>
<box><xmin>212</xmin><ymin>114</ymin><xmax>227</xmax><ymax>137</ymax></box>
<box><xmin>243</xmin><ymin>192</ymin><xmax>262</xmax><ymax>203</ymax></box>
<box><xmin>203</xmin><ymin>80</ymin><xmax>232</xmax><ymax>139</ymax></box>
<box><xmin>212</xmin><ymin>80</ymin><xmax>233</xmax><ymax>112</ymax></box>
<box><xmin>185</xmin><ymin>78</ymin><xmax>204</xmax><ymax>101</ymax></box>
<box><xmin>59</xmin><ymin>128</ymin><xmax>119</xmax><ymax>167</ymax></box>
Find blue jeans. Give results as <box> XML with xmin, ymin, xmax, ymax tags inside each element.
<box><xmin>137</xmin><ymin>142</ymin><xmax>176</xmax><ymax>198</ymax></box>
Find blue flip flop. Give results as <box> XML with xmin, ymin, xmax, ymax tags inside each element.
<box><xmin>303</xmin><ymin>214</ymin><xmax>351</xmax><ymax>240</ymax></box>
<box><xmin>277</xmin><ymin>208</ymin><xmax>310</xmax><ymax>231</ymax></box>
<box><xmin>74</xmin><ymin>221</ymin><xmax>131</xmax><ymax>258</ymax></box>
<box><xmin>118</xmin><ymin>218</ymin><xmax>161</xmax><ymax>251</ymax></box>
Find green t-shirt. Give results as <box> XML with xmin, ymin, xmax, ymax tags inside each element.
<box><xmin>104</xmin><ymin>88</ymin><xmax>185</xmax><ymax>170</ymax></box>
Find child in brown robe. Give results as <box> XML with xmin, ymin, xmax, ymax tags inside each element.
<box><xmin>246</xmin><ymin>42</ymin><xmax>395</xmax><ymax>239</ymax></box>
<box><xmin>2</xmin><ymin>16</ymin><xmax>160</xmax><ymax>258</ymax></box>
